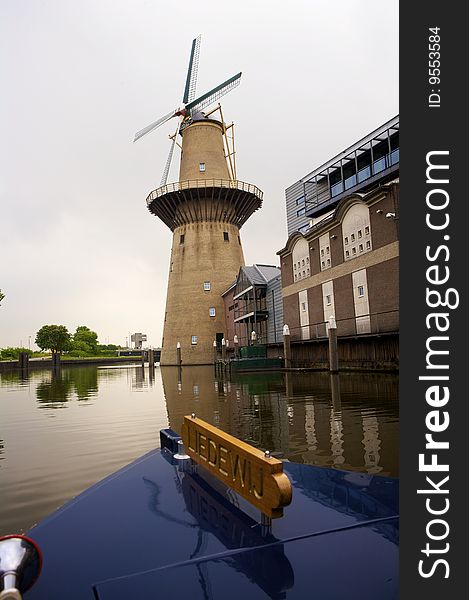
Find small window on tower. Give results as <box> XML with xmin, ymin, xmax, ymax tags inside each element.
<box><xmin>191</xmin><ymin>335</ymin><xmax>198</xmax><ymax>345</ymax></box>
<box><xmin>204</xmin><ymin>281</ymin><xmax>211</xmax><ymax>291</ymax></box>
<box><xmin>209</xmin><ymin>307</ymin><xmax>216</xmax><ymax>317</ymax></box>
<box><xmin>223</xmin><ymin>231</ymin><xmax>229</xmax><ymax>241</ymax></box>
<box><xmin>180</xmin><ymin>234</ymin><xmax>185</xmax><ymax>244</ymax></box>
<box><xmin>199</xmin><ymin>163</ymin><xmax>206</xmax><ymax>172</ymax></box>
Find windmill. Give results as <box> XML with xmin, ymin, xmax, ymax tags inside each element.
<box><xmin>134</xmin><ymin>35</ymin><xmax>242</xmax><ymax>186</ymax></box>
<box><xmin>139</xmin><ymin>36</ymin><xmax>263</xmax><ymax>366</ymax></box>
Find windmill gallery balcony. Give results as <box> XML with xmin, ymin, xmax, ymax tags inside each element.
<box><xmin>146</xmin><ymin>179</ymin><xmax>263</xmax><ymax>230</ymax></box>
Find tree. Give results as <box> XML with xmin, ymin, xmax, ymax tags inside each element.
<box><xmin>0</xmin><ymin>347</ymin><xmax>32</xmax><ymax>360</ymax></box>
<box><xmin>35</xmin><ymin>325</ymin><xmax>71</xmax><ymax>355</ymax></box>
<box><xmin>71</xmin><ymin>326</ymin><xmax>98</xmax><ymax>356</ymax></box>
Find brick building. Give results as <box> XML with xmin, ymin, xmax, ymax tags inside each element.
<box><xmin>278</xmin><ymin>116</ymin><xmax>399</xmax><ymax>345</ymax></box>
<box><xmin>222</xmin><ymin>265</ymin><xmax>283</xmax><ymax>347</ymax></box>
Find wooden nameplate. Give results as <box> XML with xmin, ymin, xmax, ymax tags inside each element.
<box><xmin>181</xmin><ymin>415</ymin><xmax>292</xmax><ymax>518</ymax></box>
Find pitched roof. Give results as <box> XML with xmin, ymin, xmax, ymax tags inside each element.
<box><xmin>241</xmin><ymin>264</ymin><xmax>280</xmax><ymax>286</ymax></box>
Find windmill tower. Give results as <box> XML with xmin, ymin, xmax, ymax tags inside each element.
<box><xmin>135</xmin><ymin>36</ymin><xmax>263</xmax><ymax>365</ymax></box>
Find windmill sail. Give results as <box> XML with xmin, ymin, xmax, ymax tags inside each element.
<box><xmin>160</xmin><ymin>123</ymin><xmax>179</xmax><ymax>186</ymax></box>
<box><xmin>183</xmin><ymin>35</ymin><xmax>201</xmax><ymax>104</ymax></box>
<box><xmin>134</xmin><ymin>109</ymin><xmax>177</xmax><ymax>142</ymax></box>
<box><xmin>186</xmin><ymin>72</ymin><xmax>242</xmax><ymax>115</ymax></box>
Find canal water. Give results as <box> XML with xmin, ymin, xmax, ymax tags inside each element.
<box><xmin>0</xmin><ymin>365</ymin><xmax>398</xmax><ymax>535</ymax></box>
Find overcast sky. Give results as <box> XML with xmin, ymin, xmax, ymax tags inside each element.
<box><xmin>0</xmin><ymin>0</ymin><xmax>398</xmax><ymax>349</ymax></box>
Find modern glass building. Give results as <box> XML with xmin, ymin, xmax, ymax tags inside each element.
<box><xmin>285</xmin><ymin>116</ymin><xmax>399</xmax><ymax>236</ymax></box>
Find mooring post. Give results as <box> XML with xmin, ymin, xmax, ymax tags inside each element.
<box><xmin>251</xmin><ymin>330</ymin><xmax>257</xmax><ymax>346</ymax></box>
<box><xmin>283</xmin><ymin>324</ymin><xmax>291</xmax><ymax>369</ymax></box>
<box><xmin>328</xmin><ymin>316</ymin><xmax>339</xmax><ymax>373</ymax></box>
<box><xmin>213</xmin><ymin>340</ymin><xmax>217</xmax><ymax>367</ymax></box>
<box><xmin>233</xmin><ymin>334</ymin><xmax>239</xmax><ymax>359</ymax></box>
<box><xmin>176</xmin><ymin>341</ymin><xmax>181</xmax><ymax>366</ymax></box>
<box><xmin>18</xmin><ymin>352</ymin><xmax>29</xmax><ymax>370</ymax></box>
<box><xmin>221</xmin><ymin>338</ymin><xmax>226</xmax><ymax>361</ymax></box>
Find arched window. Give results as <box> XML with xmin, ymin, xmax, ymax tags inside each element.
<box><xmin>292</xmin><ymin>237</ymin><xmax>310</xmax><ymax>281</ymax></box>
<box><xmin>342</xmin><ymin>202</ymin><xmax>372</xmax><ymax>261</ymax></box>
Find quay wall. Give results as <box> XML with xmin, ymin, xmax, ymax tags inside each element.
<box><xmin>266</xmin><ymin>333</ymin><xmax>398</xmax><ymax>371</ymax></box>
<box><xmin>0</xmin><ymin>356</ymin><xmax>143</xmax><ymax>372</ymax></box>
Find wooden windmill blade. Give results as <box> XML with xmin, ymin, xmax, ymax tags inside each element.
<box><xmin>185</xmin><ymin>72</ymin><xmax>242</xmax><ymax>116</ymax></box>
<box><xmin>183</xmin><ymin>35</ymin><xmax>201</xmax><ymax>104</ymax></box>
<box><xmin>160</xmin><ymin>122</ymin><xmax>180</xmax><ymax>186</ymax></box>
<box><xmin>133</xmin><ymin>109</ymin><xmax>178</xmax><ymax>142</ymax></box>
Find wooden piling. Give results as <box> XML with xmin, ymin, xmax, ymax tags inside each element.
<box><xmin>328</xmin><ymin>316</ymin><xmax>339</xmax><ymax>373</ymax></box>
<box><xmin>283</xmin><ymin>325</ymin><xmax>291</xmax><ymax>369</ymax></box>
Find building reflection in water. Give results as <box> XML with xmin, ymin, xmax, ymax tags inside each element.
<box><xmin>161</xmin><ymin>367</ymin><xmax>398</xmax><ymax>477</ymax></box>
<box><xmin>162</xmin><ymin>366</ymin><xmax>289</xmax><ymax>459</ymax></box>
<box><xmin>126</xmin><ymin>364</ymin><xmax>160</xmax><ymax>392</ymax></box>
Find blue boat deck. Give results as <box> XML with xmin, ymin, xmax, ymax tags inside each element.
<box><xmin>27</xmin><ymin>446</ymin><xmax>398</xmax><ymax>599</ymax></box>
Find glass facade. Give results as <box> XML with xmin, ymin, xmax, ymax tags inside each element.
<box><xmin>286</xmin><ymin>117</ymin><xmax>399</xmax><ymax>236</ymax></box>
